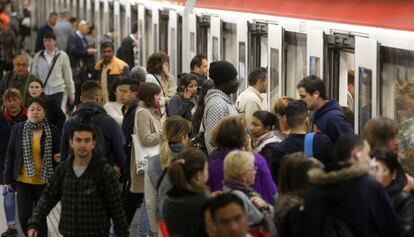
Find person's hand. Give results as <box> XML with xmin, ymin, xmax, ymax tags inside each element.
<box><xmin>69</xmin><ymin>95</ymin><xmax>75</xmax><ymax>105</ymax></box>
<box><xmin>211</xmin><ymin>191</ymin><xmax>222</xmax><ymax>197</ymax></box>
<box><xmin>162</xmin><ymin>64</ymin><xmax>173</xmax><ymax>80</ymax></box>
<box><xmin>404</xmin><ymin>174</ymin><xmax>414</xmax><ymax>192</ymax></box>
<box><xmin>114</xmin><ymin>165</ymin><xmax>121</xmax><ymax>177</ymax></box>
<box><xmin>53</xmin><ymin>153</ymin><xmax>61</xmax><ymax>163</ymax></box>
<box><xmin>87</xmin><ymin>48</ymin><xmax>97</xmax><ymax>55</ymax></box>
<box><xmin>183</xmin><ymin>89</ymin><xmax>192</xmax><ymax>100</ymax></box>
<box><xmin>28</xmin><ymin>228</ymin><xmax>38</xmax><ymax>237</ymax></box>
<box><xmin>250</xmin><ymin>196</ymin><xmax>268</xmax><ymax>209</ymax></box>
<box><xmin>5</xmin><ymin>184</ymin><xmax>13</xmax><ymax>192</ymax></box>
<box><xmin>164</xmin><ymin>97</ymin><xmax>171</xmax><ymax>104</ymax></box>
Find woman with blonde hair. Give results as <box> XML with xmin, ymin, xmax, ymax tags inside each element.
<box><xmin>223</xmin><ymin>150</ymin><xmax>274</xmax><ymax>227</ymax></box>
<box><xmin>145</xmin><ymin>115</ymin><xmax>192</xmax><ymax>235</ymax></box>
<box><xmin>362</xmin><ymin>117</ymin><xmax>399</xmax><ymax>155</ymax></box>
<box><xmin>274</xmin><ymin>96</ymin><xmax>294</xmax><ymax>137</ymax></box>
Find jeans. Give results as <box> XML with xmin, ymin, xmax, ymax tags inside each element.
<box><xmin>3</xmin><ymin>188</ymin><xmax>16</xmax><ymax>225</ymax></box>
<box><xmin>16</xmin><ymin>182</ymin><xmax>47</xmax><ymax>237</ymax></box>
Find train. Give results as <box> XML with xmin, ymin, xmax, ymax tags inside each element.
<box><xmin>26</xmin><ymin>0</ymin><xmax>414</xmax><ymax>133</ymax></box>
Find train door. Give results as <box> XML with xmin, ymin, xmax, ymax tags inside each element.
<box><xmin>222</xmin><ymin>21</ymin><xmax>237</xmax><ymax>101</ymax></box>
<box><xmin>267</xmin><ymin>24</ymin><xmax>283</xmax><ymax>110</ymax></box>
<box><xmin>114</xmin><ymin>1</ymin><xmax>121</xmax><ymax>50</ymax></box>
<box><xmin>159</xmin><ymin>9</ymin><xmax>169</xmax><ymax>54</ymax></box>
<box><xmin>209</xmin><ymin>16</ymin><xmax>221</xmax><ymax>62</ymax></box>
<box><xmin>307</xmin><ymin>30</ymin><xmax>325</xmax><ymax>79</ymax></box>
<box><xmin>152</xmin><ymin>7</ymin><xmax>160</xmax><ymax>53</ymax></box>
<box><xmin>138</xmin><ymin>4</ymin><xmax>146</xmax><ymax>67</ymax></box>
<box><xmin>283</xmin><ymin>32</ymin><xmax>307</xmax><ymax>98</ymax></box>
<box><xmin>168</xmin><ymin>10</ymin><xmax>178</xmax><ymax>77</ymax></box>
<box><xmin>196</xmin><ymin>15</ymin><xmax>209</xmax><ymax>59</ymax></box>
<box><xmin>124</xmin><ymin>1</ymin><xmax>132</xmax><ymax>40</ymax></box>
<box><xmin>183</xmin><ymin>13</ymin><xmax>197</xmax><ymax>72</ymax></box>
<box><xmin>237</xmin><ymin>19</ymin><xmax>248</xmax><ymax>96</ymax></box>
<box><xmin>86</xmin><ymin>0</ymin><xmax>92</xmax><ymax>23</ymax></box>
<box><xmin>354</xmin><ymin>37</ymin><xmax>378</xmax><ymax>133</ymax></box>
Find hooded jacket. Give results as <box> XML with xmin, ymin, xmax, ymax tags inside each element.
<box><xmin>61</xmin><ymin>102</ymin><xmax>126</xmax><ymax>168</ymax></box>
<box><xmin>203</xmin><ymin>89</ymin><xmax>238</xmax><ymax>154</ymax></box>
<box><xmin>304</xmin><ymin>164</ymin><xmax>400</xmax><ymax>237</ymax></box>
<box><xmin>312</xmin><ymin>99</ymin><xmax>354</xmax><ymax>143</ymax></box>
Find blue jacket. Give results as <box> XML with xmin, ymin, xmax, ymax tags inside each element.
<box><xmin>35</xmin><ymin>24</ymin><xmax>53</xmax><ymax>52</ymax></box>
<box><xmin>66</xmin><ymin>32</ymin><xmax>89</xmax><ymax>69</ymax></box>
<box><xmin>312</xmin><ymin>99</ymin><xmax>354</xmax><ymax>144</ymax></box>
<box><xmin>167</xmin><ymin>94</ymin><xmax>195</xmax><ymax>120</ymax></box>
<box><xmin>61</xmin><ymin>102</ymin><xmax>126</xmax><ymax>168</ymax></box>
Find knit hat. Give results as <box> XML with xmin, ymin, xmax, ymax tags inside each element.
<box><xmin>209</xmin><ymin>61</ymin><xmax>238</xmax><ymax>86</ymax></box>
<box><xmin>131</xmin><ymin>66</ymin><xmax>147</xmax><ymax>82</ymax></box>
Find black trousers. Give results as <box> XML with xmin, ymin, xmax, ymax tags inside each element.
<box><xmin>122</xmin><ymin>181</ymin><xmax>143</xmax><ymax>225</ymax></box>
<box><xmin>16</xmin><ymin>182</ymin><xmax>48</xmax><ymax>237</ymax></box>
<box><xmin>47</xmin><ymin>92</ymin><xmax>64</xmax><ymax>108</ymax></box>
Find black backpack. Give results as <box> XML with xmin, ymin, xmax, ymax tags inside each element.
<box><xmin>72</xmin><ymin>112</ymin><xmax>110</xmax><ymax>163</ymax></box>
<box><xmin>322</xmin><ymin>213</ymin><xmax>356</xmax><ymax>237</ymax></box>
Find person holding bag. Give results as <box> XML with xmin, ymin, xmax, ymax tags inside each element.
<box><xmin>130</xmin><ymin>82</ymin><xmax>162</xmax><ymax>237</ymax></box>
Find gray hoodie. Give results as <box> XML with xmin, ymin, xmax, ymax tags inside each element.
<box><xmin>203</xmin><ymin>89</ymin><xmax>238</xmax><ymax>154</ymax></box>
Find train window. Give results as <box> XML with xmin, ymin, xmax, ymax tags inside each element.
<box><xmin>213</xmin><ymin>36</ymin><xmax>219</xmax><ymax>61</ymax></box>
<box><xmin>380</xmin><ymin>46</ymin><xmax>414</xmax><ymax>123</ymax></box>
<box><xmin>310</xmin><ymin>56</ymin><xmax>321</xmax><ymax>77</ymax></box>
<box><xmin>239</xmin><ymin>42</ymin><xmax>247</xmax><ymax>93</ymax></box>
<box><xmin>358</xmin><ymin>67</ymin><xmax>372</xmax><ymax>131</ymax></box>
<box><xmin>284</xmin><ymin>31</ymin><xmax>307</xmax><ymax>98</ymax></box>
<box><xmin>270</xmin><ymin>48</ymin><xmax>280</xmax><ymax>107</ymax></box>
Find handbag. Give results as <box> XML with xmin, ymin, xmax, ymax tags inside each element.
<box><xmin>132</xmin><ymin>108</ymin><xmax>160</xmax><ymax>174</ymax></box>
<box><xmin>190</xmin><ymin>117</ymin><xmax>208</xmax><ymax>154</ymax></box>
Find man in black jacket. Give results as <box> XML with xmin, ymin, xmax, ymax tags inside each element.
<box><xmin>27</xmin><ymin>123</ymin><xmax>129</xmax><ymax>237</ymax></box>
<box><xmin>117</xmin><ymin>23</ymin><xmax>139</xmax><ymax>68</ymax></box>
<box><xmin>61</xmin><ymin>81</ymin><xmax>125</xmax><ymax>175</ymax></box>
<box><xmin>117</xmin><ymin>79</ymin><xmax>142</xmax><ymax>224</ymax></box>
<box><xmin>304</xmin><ymin>134</ymin><xmax>400</xmax><ymax>237</ymax></box>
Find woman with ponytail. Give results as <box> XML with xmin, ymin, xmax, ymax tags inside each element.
<box><xmin>144</xmin><ymin>115</ymin><xmax>192</xmax><ymax>235</ymax></box>
<box><xmin>163</xmin><ymin>148</ymin><xmax>211</xmax><ymax>237</ymax></box>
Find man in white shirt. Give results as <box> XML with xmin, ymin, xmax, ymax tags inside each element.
<box><xmin>236</xmin><ymin>67</ymin><xmax>268</xmax><ymax>127</ymax></box>
<box><xmin>31</xmin><ymin>31</ymin><xmax>75</xmax><ymax>108</ymax></box>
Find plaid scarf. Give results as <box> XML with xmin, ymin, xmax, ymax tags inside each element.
<box><xmin>223</xmin><ymin>179</ymin><xmax>260</xmax><ymax>199</ymax></box>
<box><xmin>22</xmin><ymin>119</ymin><xmax>54</xmax><ymax>183</ymax></box>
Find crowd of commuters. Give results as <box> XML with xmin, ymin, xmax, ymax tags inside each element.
<box><xmin>0</xmin><ymin>2</ymin><xmax>414</xmax><ymax>237</ymax></box>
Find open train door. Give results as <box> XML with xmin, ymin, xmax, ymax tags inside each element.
<box><xmin>354</xmin><ymin>37</ymin><xmax>378</xmax><ymax>133</ymax></box>
<box><xmin>267</xmin><ymin>24</ymin><xmax>283</xmax><ymax>111</ymax></box>
<box><xmin>168</xmin><ymin>10</ymin><xmax>178</xmax><ymax>77</ymax></box>
<box><xmin>114</xmin><ymin>0</ymin><xmax>121</xmax><ymax>49</ymax></box>
<box><xmin>184</xmin><ymin>13</ymin><xmax>197</xmax><ymax>72</ymax></box>
<box><xmin>237</xmin><ymin>19</ymin><xmax>248</xmax><ymax>97</ymax></box>
<box><xmin>124</xmin><ymin>0</ymin><xmax>132</xmax><ymax>43</ymax></box>
<box><xmin>138</xmin><ymin>4</ymin><xmax>146</xmax><ymax>67</ymax></box>
<box><xmin>209</xmin><ymin>16</ymin><xmax>221</xmax><ymax>62</ymax></box>
<box><xmin>307</xmin><ymin>30</ymin><xmax>324</xmax><ymax>79</ymax></box>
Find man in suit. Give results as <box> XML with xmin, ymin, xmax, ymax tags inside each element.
<box><xmin>66</xmin><ymin>21</ymin><xmax>97</xmax><ymax>106</ymax></box>
<box><xmin>116</xmin><ymin>23</ymin><xmax>139</xmax><ymax>68</ymax></box>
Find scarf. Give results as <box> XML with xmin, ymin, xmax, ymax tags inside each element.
<box><xmin>223</xmin><ymin>179</ymin><xmax>260</xmax><ymax>198</ymax></box>
<box><xmin>22</xmin><ymin>119</ymin><xmax>54</xmax><ymax>183</ymax></box>
<box><xmin>252</xmin><ymin>131</ymin><xmax>281</xmax><ymax>152</ymax></box>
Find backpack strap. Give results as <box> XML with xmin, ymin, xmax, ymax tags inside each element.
<box><xmin>304</xmin><ymin>132</ymin><xmax>315</xmax><ymax>157</ymax></box>
<box><xmin>150</xmin><ymin>73</ymin><xmax>167</xmax><ymax>97</ymax></box>
<box><xmin>43</xmin><ymin>52</ymin><xmax>61</xmax><ymax>87</ymax></box>
<box><xmin>156</xmin><ymin>168</ymin><xmax>168</xmax><ymax>191</ymax></box>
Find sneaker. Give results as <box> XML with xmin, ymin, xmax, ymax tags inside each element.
<box><xmin>1</xmin><ymin>227</ymin><xmax>17</xmax><ymax>237</ymax></box>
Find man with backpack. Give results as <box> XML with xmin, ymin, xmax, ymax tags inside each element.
<box><xmin>304</xmin><ymin>134</ymin><xmax>400</xmax><ymax>237</ymax></box>
<box><xmin>27</xmin><ymin>123</ymin><xmax>129</xmax><ymax>237</ymax></box>
<box><xmin>61</xmin><ymin>80</ymin><xmax>126</xmax><ymax>175</ymax></box>
<box><xmin>269</xmin><ymin>100</ymin><xmax>334</xmax><ymax>184</ymax></box>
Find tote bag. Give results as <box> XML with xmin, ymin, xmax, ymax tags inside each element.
<box><xmin>132</xmin><ymin>108</ymin><xmax>160</xmax><ymax>174</ymax></box>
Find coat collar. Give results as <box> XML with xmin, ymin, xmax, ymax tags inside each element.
<box><xmin>308</xmin><ymin>164</ymin><xmax>371</xmax><ymax>185</ymax></box>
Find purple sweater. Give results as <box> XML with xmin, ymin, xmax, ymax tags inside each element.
<box><xmin>207</xmin><ymin>150</ymin><xmax>277</xmax><ymax>202</ymax></box>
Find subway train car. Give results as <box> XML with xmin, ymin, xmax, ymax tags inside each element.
<box><xmin>31</xmin><ymin>0</ymin><xmax>414</xmax><ymax>133</ymax></box>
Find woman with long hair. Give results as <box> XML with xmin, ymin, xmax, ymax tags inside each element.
<box><xmin>4</xmin><ymin>97</ymin><xmax>60</xmax><ymax>237</ymax></box>
<box><xmin>145</xmin><ymin>116</ymin><xmax>192</xmax><ymax>235</ymax></box>
<box><xmin>163</xmin><ymin>148</ymin><xmax>211</xmax><ymax>237</ymax></box>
